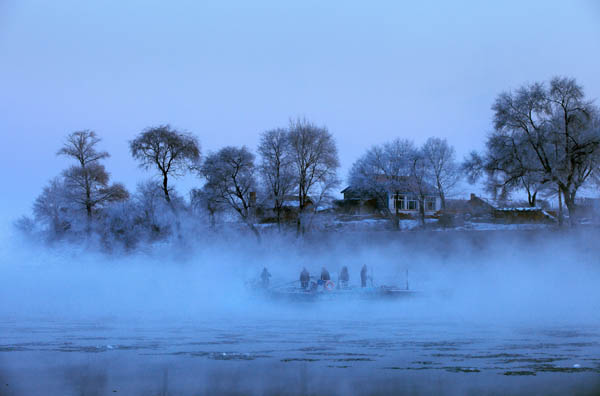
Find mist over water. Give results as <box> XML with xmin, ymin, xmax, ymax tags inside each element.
<box><xmin>1</xmin><ymin>227</ymin><xmax>600</xmax><ymax>395</ymax></box>
<box><xmin>1</xmin><ymin>227</ymin><xmax>599</xmax><ymax>323</ymax></box>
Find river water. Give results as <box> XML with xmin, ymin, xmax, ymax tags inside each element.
<box><xmin>2</xmin><ymin>312</ymin><xmax>600</xmax><ymax>395</ymax></box>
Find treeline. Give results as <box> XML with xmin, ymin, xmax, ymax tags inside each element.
<box><xmin>17</xmin><ymin>76</ymin><xmax>600</xmax><ymax>248</ymax></box>
<box><xmin>19</xmin><ymin>119</ymin><xmax>343</xmax><ymax>248</ymax></box>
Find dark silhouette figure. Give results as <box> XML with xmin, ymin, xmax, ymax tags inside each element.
<box><xmin>300</xmin><ymin>267</ymin><xmax>310</xmax><ymax>289</ymax></box>
<box><xmin>360</xmin><ymin>264</ymin><xmax>368</xmax><ymax>287</ymax></box>
<box><xmin>260</xmin><ymin>267</ymin><xmax>271</xmax><ymax>288</ymax></box>
<box><xmin>320</xmin><ymin>267</ymin><xmax>331</xmax><ymax>281</ymax></box>
<box><xmin>339</xmin><ymin>266</ymin><xmax>349</xmax><ymax>288</ymax></box>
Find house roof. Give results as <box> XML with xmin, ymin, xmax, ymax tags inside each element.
<box><xmin>342</xmin><ymin>176</ymin><xmax>437</xmax><ymax>195</ymax></box>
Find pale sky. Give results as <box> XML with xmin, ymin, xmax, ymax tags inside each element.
<box><xmin>1</xmin><ymin>0</ymin><xmax>599</xmax><ymax>221</ymax></box>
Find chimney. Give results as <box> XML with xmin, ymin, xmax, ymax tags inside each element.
<box><xmin>249</xmin><ymin>191</ymin><xmax>257</xmax><ymax>207</ymax></box>
<box><xmin>470</xmin><ymin>193</ymin><xmax>476</xmax><ymax>201</ymax></box>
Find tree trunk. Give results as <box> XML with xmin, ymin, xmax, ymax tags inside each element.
<box><xmin>162</xmin><ymin>173</ymin><xmax>171</xmax><ymax>203</ymax></box>
<box><xmin>85</xmin><ymin>173</ymin><xmax>92</xmax><ymax>234</ymax></box>
<box><xmin>296</xmin><ymin>214</ymin><xmax>302</xmax><ymax>237</ymax></box>
<box><xmin>393</xmin><ymin>193</ymin><xmax>400</xmax><ymax>231</ymax></box>
<box><xmin>557</xmin><ymin>186</ymin><xmax>563</xmax><ymax>226</ymax></box>
<box><xmin>440</xmin><ymin>191</ymin><xmax>446</xmax><ymax>211</ymax></box>
<box><xmin>562</xmin><ymin>188</ymin><xmax>577</xmax><ymax>227</ymax></box>
<box><xmin>209</xmin><ymin>210</ymin><xmax>216</xmax><ymax>229</ymax></box>
<box><xmin>419</xmin><ymin>198</ymin><xmax>425</xmax><ymax>226</ymax></box>
<box><xmin>296</xmin><ymin>190</ymin><xmax>303</xmax><ymax>237</ymax></box>
<box><xmin>275</xmin><ymin>203</ymin><xmax>282</xmax><ymax>232</ymax></box>
<box><xmin>528</xmin><ymin>191</ymin><xmax>537</xmax><ymax>207</ymax></box>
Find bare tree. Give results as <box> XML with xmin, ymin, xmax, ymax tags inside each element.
<box><xmin>287</xmin><ymin>118</ymin><xmax>339</xmax><ymax>234</ymax></box>
<box><xmin>491</xmin><ymin>77</ymin><xmax>600</xmax><ymax>224</ymax></box>
<box><xmin>201</xmin><ymin>146</ymin><xmax>260</xmax><ymax>240</ymax></box>
<box><xmin>57</xmin><ymin>130</ymin><xmax>129</xmax><ymax>225</ymax></box>
<box><xmin>257</xmin><ymin>128</ymin><xmax>295</xmax><ymax>229</ymax></box>
<box><xmin>348</xmin><ymin>139</ymin><xmax>417</xmax><ymax>229</ymax></box>
<box><xmin>133</xmin><ymin>180</ymin><xmax>172</xmax><ymax>237</ymax></box>
<box><xmin>190</xmin><ymin>185</ymin><xmax>225</xmax><ymax>229</ymax></box>
<box><xmin>422</xmin><ymin>137</ymin><xmax>460</xmax><ymax>210</ymax></box>
<box><xmin>409</xmin><ymin>150</ymin><xmax>433</xmax><ymax>226</ymax></box>
<box><xmin>463</xmin><ymin>133</ymin><xmax>550</xmax><ymax>207</ymax></box>
<box><xmin>130</xmin><ymin>125</ymin><xmax>201</xmax><ymax>203</ymax></box>
<box><xmin>33</xmin><ymin>177</ymin><xmax>72</xmax><ymax>236</ymax></box>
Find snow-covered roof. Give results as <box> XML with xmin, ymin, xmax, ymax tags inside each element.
<box><xmin>496</xmin><ymin>207</ymin><xmax>543</xmax><ymax>212</ymax></box>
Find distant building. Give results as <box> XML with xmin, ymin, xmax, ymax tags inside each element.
<box><xmin>445</xmin><ymin>193</ymin><xmax>496</xmax><ymax>220</ymax></box>
<box><xmin>446</xmin><ymin>193</ymin><xmax>556</xmax><ymax>223</ymax></box>
<box><xmin>256</xmin><ymin>194</ymin><xmax>317</xmax><ymax>223</ymax></box>
<box><xmin>340</xmin><ymin>176</ymin><xmax>441</xmax><ymax>215</ymax></box>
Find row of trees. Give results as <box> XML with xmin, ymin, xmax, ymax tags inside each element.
<box><xmin>194</xmin><ymin>118</ymin><xmax>340</xmax><ymax>238</ymax></box>
<box><xmin>28</xmin><ymin>119</ymin><xmax>341</xmax><ymax>245</ymax></box>
<box><xmin>24</xmin><ymin>76</ymin><xmax>600</xmax><ymax>247</ymax></box>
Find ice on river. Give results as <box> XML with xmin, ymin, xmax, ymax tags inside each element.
<box><xmin>1</xmin><ymin>313</ymin><xmax>600</xmax><ymax>395</ymax></box>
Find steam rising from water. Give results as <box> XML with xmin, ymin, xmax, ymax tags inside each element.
<box><xmin>1</xmin><ymin>227</ymin><xmax>599</xmax><ymax>327</ymax></box>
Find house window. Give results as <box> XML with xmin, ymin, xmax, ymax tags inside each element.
<box><xmin>425</xmin><ymin>197</ymin><xmax>436</xmax><ymax>211</ymax></box>
<box><xmin>407</xmin><ymin>196</ymin><xmax>418</xmax><ymax>210</ymax></box>
<box><xmin>393</xmin><ymin>194</ymin><xmax>406</xmax><ymax>210</ymax></box>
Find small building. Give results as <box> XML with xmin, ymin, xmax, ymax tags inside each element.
<box><xmin>493</xmin><ymin>206</ymin><xmax>556</xmax><ymax>223</ymax></box>
<box><xmin>256</xmin><ymin>194</ymin><xmax>317</xmax><ymax>223</ymax></box>
<box><xmin>445</xmin><ymin>193</ymin><xmax>496</xmax><ymax>220</ymax></box>
<box><xmin>446</xmin><ymin>194</ymin><xmax>556</xmax><ymax>223</ymax></box>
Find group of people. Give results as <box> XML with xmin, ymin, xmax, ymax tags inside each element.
<box><xmin>299</xmin><ymin>264</ymin><xmax>369</xmax><ymax>289</ymax></box>
<box><xmin>259</xmin><ymin>264</ymin><xmax>370</xmax><ymax>290</ymax></box>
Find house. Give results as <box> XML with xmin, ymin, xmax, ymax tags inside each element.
<box><xmin>256</xmin><ymin>194</ymin><xmax>318</xmax><ymax>223</ymax></box>
<box><xmin>493</xmin><ymin>206</ymin><xmax>556</xmax><ymax>223</ymax></box>
<box><xmin>446</xmin><ymin>194</ymin><xmax>556</xmax><ymax>223</ymax></box>
<box><xmin>445</xmin><ymin>193</ymin><xmax>496</xmax><ymax>220</ymax></box>
<box><xmin>340</xmin><ymin>176</ymin><xmax>442</xmax><ymax>215</ymax></box>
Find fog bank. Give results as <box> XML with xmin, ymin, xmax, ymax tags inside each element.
<box><xmin>1</xmin><ymin>226</ymin><xmax>599</xmax><ymax>328</ymax></box>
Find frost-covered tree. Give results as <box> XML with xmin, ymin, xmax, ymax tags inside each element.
<box><xmin>201</xmin><ymin>146</ymin><xmax>260</xmax><ymax>240</ymax></box>
<box><xmin>410</xmin><ymin>150</ymin><xmax>433</xmax><ymax>226</ymax></box>
<box><xmin>348</xmin><ymin>139</ymin><xmax>418</xmax><ymax>229</ymax></box>
<box><xmin>287</xmin><ymin>118</ymin><xmax>339</xmax><ymax>234</ymax></box>
<box><xmin>132</xmin><ymin>180</ymin><xmax>178</xmax><ymax>238</ymax></box>
<box><xmin>130</xmin><ymin>125</ymin><xmax>201</xmax><ymax>204</ymax></box>
<box><xmin>190</xmin><ymin>184</ymin><xmax>225</xmax><ymax>229</ymax></box>
<box><xmin>257</xmin><ymin>128</ymin><xmax>295</xmax><ymax>229</ymax></box>
<box><xmin>57</xmin><ymin>130</ymin><xmax>129</xmax><ymax>227</ymax></box>
<box><xmin>490</xmin><ymin>77</ymin><xmax>600</xmax><ymax>223</ymax></box>
<box><xmin>422</xmin><ymin>137</ymin><xmax>460</xmax><ymax>210</ymax></box>
<box><xmin>33</xmin><ymin>177</ymin><xmax>72</xmax><ymax>236</ymax></box>
<box><xmin>463</xmin><ymin>133</ymin><xmax>550</xmax><ymax>207</ymax></box>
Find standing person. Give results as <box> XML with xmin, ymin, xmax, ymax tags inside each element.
<box><xmin>260</xmin><ymin>267</ymin><xmax>271</xmax><ymax>288</ymax></box>
<box><xmin>339</xmin><ymin>266</ymin><xmax>349</xmax><ymax>288</ymax></box>
<box><xmin>320</xmin><ymin>267</ymin><xmax>331</xmax><ymax>282</ymax></box>
<box><xmin>300</xmin><ymin>267</ymin><xmax>310</xmax><ymax>289</ymax></box>
<box><xmin>360</xmin><ymin>264</ymin><xmax>368</xmax><ymax>288</ymax></box>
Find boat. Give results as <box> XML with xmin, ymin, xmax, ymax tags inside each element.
<box><xmin>252</xmin><ymin>277</ymin><xmax>421</xmax><ymax>302</ymax></box>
